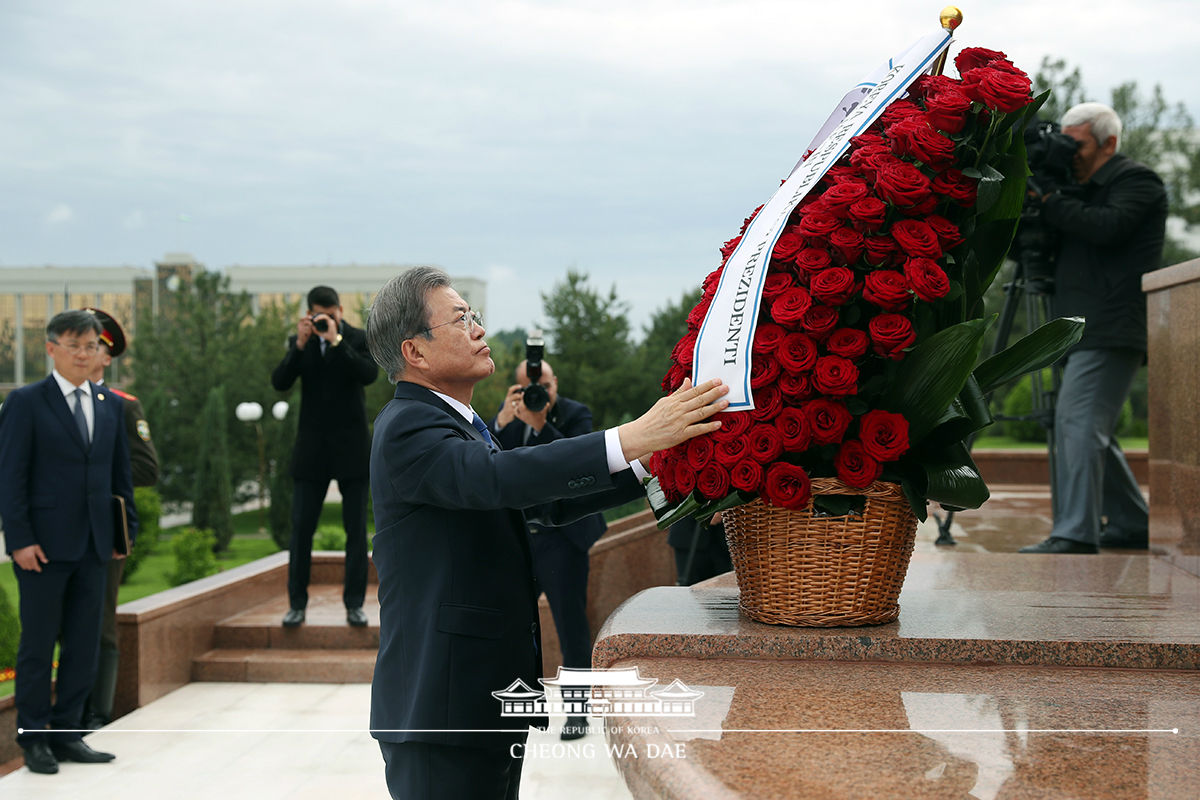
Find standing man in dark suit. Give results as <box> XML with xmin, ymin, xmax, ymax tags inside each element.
<box><xmin>0</xmin><ymin>310</ymin><xmax>137</xmax><ymax>774</ymax></box>
<box><xmin>489</xmin><ymin>358</ymin><xmax>607</xmax><ymax>741</ymax></box>
<box><xmin>271</xmin><ymin>286</ymin><xmax>379</xmax><ymax>627</ymax></box>
<box><xmin>80</xmin><ymin>307</ymin><xmax>159</xmax><ymax>731</ymax></box>
<box><xmin>364</xmin><ymin>266</ymin><xmax>728</xmax><ymax>799</ymax></box>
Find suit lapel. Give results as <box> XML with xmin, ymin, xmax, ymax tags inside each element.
<box><xmin>392</xmin><ymin>383</ymin><xmax>499</xmax><ymax>449</ymax></box>
<box><xmin>42</xmin><ymin>376</ymin><xmax>89</xmax><ymax>453</ymax></box>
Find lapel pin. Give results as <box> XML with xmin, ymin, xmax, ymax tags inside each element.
<box><xmin>97</xmin><ymin>393</ymin><xmax>105</xmax><ymax>401</ymax></box>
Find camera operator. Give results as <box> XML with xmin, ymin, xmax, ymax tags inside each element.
<box><xmin>1020</xmin><ymin>103</ymin><xmax>1167</xmax><ymax>554</ymax></box>
<box><xmin>271</xmin><ymin>286</ymin><xmax>379</xmax><ymax>625</ymax></box>
<box><xmin>488</xmin><ymin>345</ymin><xmax>605</xmax><ymax>741</ymax></box>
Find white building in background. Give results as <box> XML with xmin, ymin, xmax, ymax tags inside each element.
<box><xmin>0</xmin><ymin>254</ymin><xmax>485</xmax><ymax>390</ymax></box>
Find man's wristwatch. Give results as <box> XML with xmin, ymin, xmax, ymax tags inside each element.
<box><xmin>333</xmin><ymin>333</ymin><xmax>343</xmax><ymax>347</ymax></box>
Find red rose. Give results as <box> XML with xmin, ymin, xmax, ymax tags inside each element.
<box><xmin>878</xmin><ymin>99</ymin><xmax>923</xmax><ymax>129</ymax></box>
<box><xmin>864</xmin><ymin>234</ymin><xmax>898</xmax><ymax>267</ymax></box>
<box><xmin>771</xmin><ymin>287</ymin><xmax>813</xmax><ymax>327</ymax></box>
<box><xmin>826</xmin><ymin>328</ymin><xmax>869</xmax><ymax>360</ymax></box>
<box><xmin>671</xmin><ymin>330</ymin><xmax>697</xmax><ymax>368</ymax></box>
<box><xmin>686</xmin><ymin>435</ymin><xmax>714</xmax><ymax>471</ymax></box>
<box><xmin>886</xmin><ymin>117</ymin><xmax>957</xmax><ymax>170</ymax></box>
<box><xmin>924</xmin><ymin>87</ymin><xmax>973</xmax><ymax>135</ymax></box>
<box><xmin>662</xmin><ymin>362</ymin><xmax>687</xmax><ymax>393</ymax></box>
<box><xmin>859</xmin><ymin>409</ymin><xmax>910</xmax><ymax>462</ymax></box>
<box><xmin>812</xmin><ymin>355</ymin><xmax>859</xmax><ymax>397</ymax></box>
<box><xmin>750</xmin><ymin>353</ymin><xmax>782</xmax><ymax>389</ymax></box>
<box><xmin>803</xmin><ymin>398</ymin><xmax>852</xmax><ymax>445</ymax></box>
<box><xmin>963</xmin><ymin>65</ymin><xmax>1032</xmax><ymax>113</ymax></box>
<box><xmin>749</xmin><ymin>385</ymin><xmax>783</xmax><ymax>422</ymax></box>
<box><xmin>740</xmin><ymin>204</ymin><xmax>764</xmax><ymax>234</ymax></box>
<box><xmin>775</xmin><ymin>407</ymin><xmax>812</xmax><ymax>452</ymax></box>
<box><xmin>797</xmin><ymin>212</ymin><xmax>842</xmax><ymax>247</ymax></box>
<box><xmin>762</xmin><ymin>462</ymin><xmax>813</xmax><ymax>510</ymax></box>
<box><xmin>720</xmin><ymin>236</ymin><xmax>741</xmax><ymax>262</ymax></box>
<box><xmin>795</xmin><ymin>247</ymin><xmax>833</xmax><ymax>277</ymax></box>
<box><xmin>762</xmin><ymin>272</ymin><xmax>795</xmax><ymax>301</ymax></box>
<box><xmin>674</xmin><ymin>458</ymin><xmax>696</xmax><ymax>496</ymax></box>
<box><xmin>863</xmin><ymin>270</ymin><xmax>911</xmax><ymax>312</ymax></box>
<box><xmin>897</xmin><ymin>194</ymin><xmax>939</xmax><ymax>217</ymax></box>
<box><xmin>909</xmin><ymin>73</ymin><xmax>961</xmax><ymax>101</ymax></box>
<box><xmin>752</xmin><ymin>323</ymin><xmax>787</xmax><ymax>354</ymax></box>
<box><xmin>802</xmin><ymin>305</ymin><xmax>840</xmax><ymax>341</ymax></box>
<box><xmin>931</xmin><ymin>168</ymin><xmax>978</xmax><ymax>206</ymax></box>
<box><xmin>730</xmin><ymin>459</ymin><xmax>764</xmax><ymax>493</ymax></box>
<box><xmin>809</xmin><ymin>267</ymin><xmax>861</xmax><ymax>306</ymax></box>
<box><xmin>778</xmin><ymin>372</ymin><xmax>813</xmax><ymax>402</ymax></box>
<box><xmin>850</xmin><ymin>145</ymin><xmax>900</xmax><ymax>179</ymax></box>
<box><xmin>954</xmin><ymin>47</ymin><xmax>1008</xmax><ymax>74</ymax></box>
<box><xmin>748</xmin><ymin>423</ymin><xmax>784</xmax><ymax>464</ymax></box>
<box><xmin>891</xmin><ymin>219</ymin><xmax>943</xmax><ymax>259</ymax></box>
<box><xmin>850</xmin><ymin>132</ymin><xmax>888</xmax><ymax>149</ymax></box>
<box><xmin>828</xmin><ymin>227</ymin><xmax>865</xmax><ymax>266</ymax></box>
<box><xmin>903</xmin><ymin>257</ymin><xmax>951</xmax><ymax>302</ymax></box>
<box><xmin>772</xmin><ymin>227</ymin><xmax>806</xmax><ymax>262</ymax></box>
<box><xmin>847</xmin><ymin>197</ymin><xmax>887</xmax><ymax>234</ymax></box>
<box><xmin>821</xmin><ymin>181</ymin><xmax>870</xmax><ymax>219</ymax></box>
<box><xmin>778</xmin><ymin>331</ymin><xmax>818</xmax><ymax>374</ymax></box>
<box><xmin>924</xmin><ymin>214</ymin><xmax>963</xmax><ymax>249</ymax></box>
<box><xmin>822</xmin><ymin>165</ymin><xmax>864</xmax><ymax>183</ymax></box>
<box><xmin>702</xmin><ymin>266</ymin><xmax>724</xmax><ymax>294</ymax></box>
<box><xmin>712</xmin><ymin>411</ymin><xmax>753</xmax><ymax>442</ymax></box>
<box><xmin>714</xmin><ymin>432</ymin><xmax>751</xmax><ymax>466</ymax></box>
<box><xmin>835</xmin><ymin>440</ymin><xmax>882</xmax><ymax>488</ymax></box>
<box><xmin>652</xmin><ymin>451</ymin><xmax>679</xmax><ymax>501</ymax></box>
<box><xmin>686</xmin><ymin>293</ymin><xmax>712</xmax><ymax>332</ymax></box>
<box><xmin>869</xmin><ymin>313</ymin><xmax>917</xmax><ymax>360</ymax></box>
<box><xmin>874</xmin><ymin>162</ymin><xmax>934</xmax><ymax>210</ymax></box>
<box><xmin>696</xmin><ymin>463</ymin><xmax>731</xmax><ymax>500</ymax></box>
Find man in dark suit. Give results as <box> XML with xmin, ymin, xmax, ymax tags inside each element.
<box><xmin>271</xmin><ymin>285</ymin><xmax>379</xmax><ymax>627</ymax></box>
<box><xmin>80</xmin><ymin>308</ymin><xmax>160</xmax><ymax>731</ymax></box>
<box><xmin>364</xmin><ymin>267</ymin><xmax>728</xmax><ymax>799</ymax></box>
<box><xmin>488</xmin><ymin>359</ymin><xmax>608</xmax><ymax>741</ymax></box>
<box><xmin>0</xmin><ymin>310</ymin><xmax>137</xmax><ymax>774</ymax></box>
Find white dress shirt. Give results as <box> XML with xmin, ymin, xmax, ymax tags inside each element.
<box><xmin>52</xmin><ymin>369</ymin><xmax>94</xmax><ymax>443</ymax></box>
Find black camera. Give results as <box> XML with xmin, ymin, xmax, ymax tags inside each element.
<box><xmin>1010</xmin><ymin>119</ymin><xmax>1081</xmax><ymax>293</ymax></box>
<box><xmin>522</xmin><ymin>329</ymin><xmax>550</xmax><ymax>412</ymax></box>
<box><xmin>312</xmin><ymin>314</ymin><xmax>332</xmax><ymax>333</ymax></box>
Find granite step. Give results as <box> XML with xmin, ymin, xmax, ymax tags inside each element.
<box><xmin>192</xmin><ymin>648</ymin><xmax>377</xmax><ymax>683</ymax></box>
<box><xmin>211</xmin><ymin>583</ymin><xmax>381</xmax><ymax>650</ymax></box>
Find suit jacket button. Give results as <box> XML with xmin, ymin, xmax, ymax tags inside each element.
<box><xmin>530</xmin><ymin>623</ymin><xmax>537</xmax><ymax>633</ymax></box>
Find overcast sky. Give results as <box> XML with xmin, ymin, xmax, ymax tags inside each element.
<box><xmin>3</xmin><ymin>0</ymin><xmax>1197</xmax><ymax>335</ymax></box>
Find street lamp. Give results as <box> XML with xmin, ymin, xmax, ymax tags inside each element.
<box><xmin>272</xmin><ymin>400</ymin><xmax>289</xmax><ymax>421</ymax></box>
<box><xmin>235</xmin><ymin>402</ymin><xmax>267</xmax><ymax>533</ymax></box>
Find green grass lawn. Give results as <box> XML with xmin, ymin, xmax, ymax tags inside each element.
<box><xmin>973</xmin><ymin>435</ymin><xmax>1149</xmax><ymax>450</ymax></box>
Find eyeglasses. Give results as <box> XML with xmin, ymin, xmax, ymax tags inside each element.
<box><xmin>422</xmin><ymin>309</ymin><xmax>483</xmax><ymax>335</ymax></box>
<box><xmin>50</xmin><ymin>340</ymin><xmax>101</xmax><ymax>356</ymax></box>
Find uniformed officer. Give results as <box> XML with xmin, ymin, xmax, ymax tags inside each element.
<box><xmin>80</xmin><ymin>308</ymin><xmax>159</xmax><ymax>729</ymax></box>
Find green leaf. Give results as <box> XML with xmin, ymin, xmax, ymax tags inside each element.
<box><xmin>879</xmin><ymin>316</ymin><xmax>994</xmax><ymax>444</ymax></box>
<box><xmin>961</xmin><ymin>166</ymin><xmax>983</xmax><ymax>180</ymax></box>
<box><xmin>694</xmin><ymin>490</ymin><xmax>757</xmax><ymax>521</ymax></box>
<box><xmin>975</xmin><ymin>173</ymin><xmax>1003</xmax><ymax>214</ymax></box>
<box><xmin>919</xmin><ymin>442</ymin><xmax>991</xmax><ymax>509</ymax></box>
<box><xmin>900</xmin><ymin>477</ymin><xmax>929</xmax><ymax>522</ymax></box>
<box><xmin>918</xmin><ymin>376</ymin><xmax>993</xmax><ymax>452</ymax></box>
<box><xmin>973</xmin><ymin>316</ymin><xmax>1086</xmax><ymax>394</ymax></box>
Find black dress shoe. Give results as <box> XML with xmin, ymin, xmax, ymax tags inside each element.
<box><xmin>22</xmin><ymin>741</ymin><xmax>58</xmax><ymax>774</ymax></box>
<box><xmin>347</xmin><ymin>607</ymin><xmax>368</xmax><ymax>627</ymax></box>
<box><xmin>81</xmin><ymin>713</ymin><xmax>108</xmax><ymax>732</ymax></box>
<box><xmin>282</xmin><ymin>608</ymin><xmax>305</xmax><ymax>627</ymax></box>
<box><xmin>1098</xmin><ymin>531</ymin><xmax>1149</xmax><ymax>549</ymax></box>
<box><xmin>561</xmin><ymin>716</ymin><xmax>589</xmax><ymax>741</ymax></box>
<box><xmin>1019</xmin><ymin>537</ymin><xmax>1098</xmax><ymax>554</ymax></box>
<box><xmin>50</xmin><ymin>739</ymin><xmax>115</xmax><ymax>763</ymax></box>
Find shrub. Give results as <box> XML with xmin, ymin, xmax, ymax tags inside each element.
<box><xmin>0</xmin><ymin>583</ymin><xmax>19</xmax><ymax>671</ymax></box>
<box><xmin>169</xmin><ymin>527</ymin><xmax>220</xmax><ymax>587</ymax></box>
<box><xmin>122</xmin><ymin>486</ymin><xmax>162</xmax><ymax>583</ymax></box>
<box><xmin>268</xmin><ymin>405</ymin><xmax>297</xmax><ymax>551</ymax></box>
<box><xmin>1003</xmin><ymin>369</ymin><xmax>1132</xmax><ymax>442</ymax></box>
<box><xmin>314</xmin><ymin>525</ymin><xmax>346</xmax><ymax>551</ymax></box>
<box><xmin>193</xmin><ymin>386</ymin><xmax>234</xmax><ymax>551</ymax></box>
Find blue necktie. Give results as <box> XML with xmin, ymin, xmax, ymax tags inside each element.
<box><xmin>470</xmin><ymin>412</ymin><xmax>497</xmax><ymax>450</ymax></box>
<box><xmin>73</xmin><ymin>387</ymin><xmax>90</xmax><ymax>446</ymax></box>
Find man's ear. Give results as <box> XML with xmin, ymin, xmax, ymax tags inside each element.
<box><xmin>1102</xmin><ymin>136</ymin><xmax>1118</xmax><ymax>156</ymax></box>
<box><xmin>401</xmin><ymin>338</ymin><xmax>427</xmax><ymax>373</ymax></box>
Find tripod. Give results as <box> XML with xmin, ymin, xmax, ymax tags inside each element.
<box><xmin>933</xmin><ymin>256</ymin><xmax>1062</xmax><ymax>544</ymax></box>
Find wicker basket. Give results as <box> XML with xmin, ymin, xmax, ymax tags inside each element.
<box><xmin>723</xmin><ymin>479</ymin><xmax>918</xmax><ymax>627</ymax></box>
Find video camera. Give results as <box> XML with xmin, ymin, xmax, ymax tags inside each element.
<box><xmin>1011</xmin><ymin>119</ymin><xmax>1081</xmax><ymax>293</ymax></box>
<box><xmin>522</xmin><ymin>329</ymin><xmax>550</xmax><ymax>412</ymax></box>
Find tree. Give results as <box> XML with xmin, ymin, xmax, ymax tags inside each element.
<box><xmin>193</xmin><ymin>385</ymin><xmax>234</xmax><ymax>550</ymax></box>
<box><xmin>629</xmin><ymin>287</ymin><xmax>703</xmax><ymax>414</ymax></box>
<box><xmin>541</xmin><ymin>271</ymin><xmax>636</xmax><ymax>428</ymax></box>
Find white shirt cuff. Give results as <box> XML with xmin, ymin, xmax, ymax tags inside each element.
<box><xmin>604</xmin><ymin>428</ymin><xmax>649</xmax><ymax>481</ymax></box>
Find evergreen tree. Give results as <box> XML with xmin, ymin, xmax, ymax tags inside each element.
<box><xmin>193</xmin><ymin>385</ymin><xmax>235</xmax><ymax>551</ymax></box>
<box><xmin>267</xmin><ymin>402</ymin><xmax>297</xmax><ymax>551</ymax></box>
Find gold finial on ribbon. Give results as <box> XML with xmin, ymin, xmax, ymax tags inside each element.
<box><xmin>940</xmin><ymin>6</ymin><xmax>963</xmax><ymax>31</ymax></box>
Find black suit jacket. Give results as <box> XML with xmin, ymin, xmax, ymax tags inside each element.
<box><xmin>1044</xmin><ymin>153</ymin><xmax>1168</xmax><ymax>353</ymax></box>
<box><xmin>0</xmin><ymin>375</ymin><xmax>137</xmax><ymax>562</ymax></box>
<box><xmin>369</xmin><ymin>382</ymin><xmax>645</xmax><ymax>750</ymax></box>
<box><xmin>488</xmin><ymin>395</ymin><xmax>607</xmax><ymax>552</ymax></box>
<box><xmin>271</xmin><ymin>321</ymin><xmax>378</xmax><ymax>481</ymax></box>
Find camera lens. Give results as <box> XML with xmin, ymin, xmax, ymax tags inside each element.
<box><xmin>522</xmin><ymin>384</ymin><xmax>550</xmax><ymax>412</ymax></box>
<box><xmin>314</xmin><ymin>317</ymin><xmax>329</xmax><ymax>333</ymax></box>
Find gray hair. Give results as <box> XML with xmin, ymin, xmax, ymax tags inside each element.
<box><xmin>46</xmin><ymin>310</ymin><xmax>103</xmax><ymax>341</ymax></box>
<box><xmin>1062</xmin><ymin>102</ymin><xmax>1122</xmax><ymax>151</ymax></box>
<box><xmin>367</xmin><ymin>266</ymin><xmax>452</xmax><ymax>384</ymax></box>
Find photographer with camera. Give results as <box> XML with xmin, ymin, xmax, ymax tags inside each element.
<box><xmin>1019</xmin><ymin>103</ymin><xmax>1167</xmax><ymax>555</ymax></box>
<box><xmin>488</xmin><ymin>333</ymin><xmax>605</xmax><ymax>741</ymax></box>
<box><xmin>271</xmin><ymin>285</ymin><xmax>379</xmax><ymax>625</ymax></box>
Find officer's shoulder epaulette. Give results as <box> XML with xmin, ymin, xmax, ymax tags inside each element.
<box><xmin>111</xmin><ymin>388</ymin><xmax>138</xmax><ymax>401</ymax></box>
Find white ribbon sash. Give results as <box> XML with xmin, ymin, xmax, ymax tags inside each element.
<box><xmin>692</xmin><ymin>29</ymin><xmax>953</xmax><ymax>409</ymax></box>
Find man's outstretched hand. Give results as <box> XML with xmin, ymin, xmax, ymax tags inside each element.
<box><xmin>618</xmin><ymin>379</ymin><xmax>728</xmax><ymax>464</ymax></box>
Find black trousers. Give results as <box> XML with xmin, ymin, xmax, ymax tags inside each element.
<box><xmin>529</xmin><ymin>529</ymin><xmax>591</xmax><ymax>670</ymax></box>
<box><xmin>288</xmin><ymin>477</ymin><xmax>369</xmax><ymax>610</ymax></box>
<box><xmin>379</xmin><ymin>739</ymin><xmax>525</xmax><ymax>800</ymax></box>
<box><xmin>13</xmin><ymin>548</ymin><xmax>106</xmax><ymax>745</ymax></box>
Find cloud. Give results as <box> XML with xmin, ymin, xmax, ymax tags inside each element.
<box><xmin>123</xmin><ymin>209</ymin><xmax>146</xmax><ymax>230</ymax></box>
<box><xmin>45</xmin><ymin>203</ymin><xmax>73</xmax><ymax>224</ymax></box>
<box><xmin>487</xmin><ymin>264</ymin><xmax>517</xmax><ymax>283</ymax></box>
